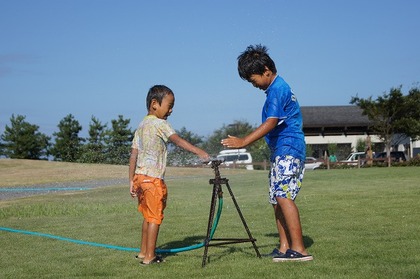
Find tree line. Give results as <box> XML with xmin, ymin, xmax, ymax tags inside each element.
<box><xmin>0</xmin><ymin>113</ymin><xmax>269</xmax><ymax>166</ymax></box>
<box><xmin>1</xmin><ymin>86</ymin><xmax>419</xmax><ymax>166</ymax></box>
<box><xmin>0</xmin><ymin>114</ymin><xmax>134</xmax><ymax>165</ymax></box>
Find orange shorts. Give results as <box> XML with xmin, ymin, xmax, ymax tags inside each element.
<box><xmin>133</xmin><ymin>174</ymin><xmax>167</xmax><ymax>225</ymax></box>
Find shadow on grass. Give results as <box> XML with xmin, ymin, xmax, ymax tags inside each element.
<box><xmin>158</xmin><ymin>235</ymin><xmax>263</xmax><ymax>262</ymax></box>
<box><xmin>204</xmin><ymin>246</ymin><xmax>262</xmax><ymax>264</ymax></box>
<box><xmin>158</xmin><ymin>235</ymin><xmax>205</xmax><ymax>250</ymax></box>
<box><xmin>157</xmin><ymin>232</ymin><xmax>314</xmax><ymax>263</ymax></box>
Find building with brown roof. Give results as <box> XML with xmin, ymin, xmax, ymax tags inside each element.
<box><xmin>301</xmin><ymin>106</ymin><xmax>418</xmax><ymax>160</ymax></box>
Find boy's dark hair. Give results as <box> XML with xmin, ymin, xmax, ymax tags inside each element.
<box><xmin>237</xmin><ymin>44</ymin><xmax>277</xmax><ymax>81</ymax></box>
<box><xmin>146</xmin><ymin>85</ymin><xmax>174</xmax><ymax>110</ymax></box>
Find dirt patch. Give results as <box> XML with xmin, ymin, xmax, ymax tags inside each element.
<box><xmin>0</xmin><ymin>159</ymin><xmax>248</xmax><ymax>201</ymax></box>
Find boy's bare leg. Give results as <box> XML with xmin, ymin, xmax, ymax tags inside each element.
<box><xmin>143</xmin><ymin>222</ymin><xmax>160</xmax><ymax>263</ymax></box>
<box><xmin>276</xmin><ymin>197</ymin><xmax>309</xmax><ymax>255</ymax></box>
<box><xmin>138</xmin><ymin>219</ymin><xmax>148</xmax><ymax>258</ymax></box>
<box><xmin>273</xmin><ymin>204</ymin><xmax>291</xmax><ymax>253</ymax></box>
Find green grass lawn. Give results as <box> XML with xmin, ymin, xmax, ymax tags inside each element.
<box><xmin>1</xmin><ymin>160</ymin><xmax>419</xmax><ymax>278</ymax></box>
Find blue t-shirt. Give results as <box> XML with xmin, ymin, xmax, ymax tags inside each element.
<box><xmin>262</xmin><ymin>75</ymin><xmax>306</xmax><ymax>161</ymax></box>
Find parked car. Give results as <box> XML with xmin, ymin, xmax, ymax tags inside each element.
<box><xmin>216</xmin><ymin>149</ymin><xmax>254</xmax><ymax>170</ymax></box>
<box><xmin>341</xmin><ymin>152</ymin><xmax>366</xmax><ymax>165</ymax></box>
<box><xmin>374</xmin><ymin>151</ymin><xmax>407</xmax><ymax>162</ymax></box>
<box><xmin>305</xmin><ymin>157</ymin><xmax>323</xmax><ymax>170</ymax></box>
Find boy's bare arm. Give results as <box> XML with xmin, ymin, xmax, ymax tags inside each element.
<box><xmin>169</xmin><ymin>134</ymin><xmax>209</xmax><ymax>160</ymax></box>
<box><xmin>129</xmin><ymin>148</ymin><xmax>138</xmax><ymax>197</ymax></box>
<box><xmin>221</xmin><ymin>118</ymin><xmax>278</xmax><ymax>148</ymax></box>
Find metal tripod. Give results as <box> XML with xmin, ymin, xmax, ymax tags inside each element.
<box><xmin>201</xmin><ymin>160</ymin><xmax>261</xmax><ymax>267</ymax></box>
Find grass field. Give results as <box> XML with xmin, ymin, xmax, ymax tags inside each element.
<box><xmin>1</xmin><ymin>159</ymin><xmax>419</xmax><ymax>278</ymax></box>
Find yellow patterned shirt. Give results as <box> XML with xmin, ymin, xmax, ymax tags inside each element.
<box><xmin>132</xmin><ymin>115</ymin><xmax>176</xmax><ymax>179</ymax></box>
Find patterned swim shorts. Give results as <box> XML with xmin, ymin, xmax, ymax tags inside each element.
<box><xmin>269</xmin><ymin>155</ymin><xmax>305</xmax><ymax>203</ymax></box>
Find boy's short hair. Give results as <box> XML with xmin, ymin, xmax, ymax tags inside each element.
<box><xmin>146</xmin><ymin>85</ymin><xmax>174</xmax><ymax>110</ymax></box>
<box><xmin>237</xmin><ymin>44</ymin><xmax>277</xmax><ymax>81</ymax></box>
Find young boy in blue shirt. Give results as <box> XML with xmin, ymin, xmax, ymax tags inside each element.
<box><xmin>221</xmin><ymin>45</ymin><xmax>313</xmax><ymax>262</ymax></box>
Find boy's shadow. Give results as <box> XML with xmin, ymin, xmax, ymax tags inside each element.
<box><xmin>157</xmin><ymin>235</ymin><xmax>205</xmax><ymax>255</ymax></box>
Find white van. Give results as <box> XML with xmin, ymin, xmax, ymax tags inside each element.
<box><xmin>216</xmin><ymin>149</ymin><xmax>254</xmax><ymax>170</ymax></box>
<box><xmin>341</xmin><ymin>151</ymin><xmax>366</xmax><ymax>165</ymax></box>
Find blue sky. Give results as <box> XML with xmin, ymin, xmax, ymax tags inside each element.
<box><xmin>1</xmin><ymin>0</ymin><xmax>419</xmax><ymax>138</ymax></box>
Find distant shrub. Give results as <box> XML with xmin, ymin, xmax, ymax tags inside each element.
<box><xmin>408</xmin><ymin>155</ymin><xmax>420</xmax><ymax>166</ymax></box>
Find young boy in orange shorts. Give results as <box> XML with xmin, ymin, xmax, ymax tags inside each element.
<box><xmin>129</xmin><ymin>85</ymin><xmax>209</xmax><ymax>265</ymax></box>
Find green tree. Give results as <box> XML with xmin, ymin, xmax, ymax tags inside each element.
<box><xmin>203</xmin><ymin>120</ymin><xmax>255</xmax><ymax>155</ymax></box>
<box><xmin>78</xmin><ymin>116</ymin><xmax>108</xmax><ymax>163</ymax></box>
<box><xmin>328</xmin><ymin>143</ymin><xmax>338</xmax><ymax>155</ymax></box>
<box><xmin>248</xmin><ymin>138</ymin><xmax>271</xmax><ymax>169</ymax></box>
<box><xmin>350</xmin><ymin>86</ymin><xmax>420</xmax><ymax>166</ymax></box>
<box><xmin>50</xmin><ymin>114</ymin><xmax>84</xmax><ymax>162</ymax></box>
<box><xmin>393</xmin><ymin>86</ymin><xmax>420</xmax><ymax>140</ymax></box>
<box><xmin>306</xmin><ymin>144</ymin><xmax>314</xmax><ymax>158</ymax></box>
<box><xmin>355</xmin><ymin>139</ymin><xmax>365</xmax><ymax>152</ymax></box>
<box><xmin>167</xmin><ymin>127</ymin><xmax>204</xmax><ymax>166</ymax></box>
<box><xmin>0</xmin><ymin>114</ymin><xmax>50</xmax><ymax>159</ymax></box>
<box><xmin>105</xmin><ymin>115</ymin><xmax>133</xmax><ymax>165</ymax></box>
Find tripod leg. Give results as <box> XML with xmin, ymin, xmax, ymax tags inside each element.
<box><xmin>225</xmin><ymin>182</ymin><xmax>261</xmax><ymax>258</ymax></box>
<box><xmin>202</xmin><ymin>184</ymin><xmax>220</xmax><ymax>267</ymax></box>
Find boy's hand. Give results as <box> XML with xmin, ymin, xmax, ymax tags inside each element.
<box><xmin>221</xmin><ymin>135</ymin><xmax>245</xmax><ymax>149</ymax></box>
<box><xmin>129</xmin><ymin>181</ymin><xmax>137</xmax><ymax>198</ymax></box>
<box><xmin>198</xmin><ymin>151</ymin><xmax>211</xmax><ymax>163</ymax></box>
